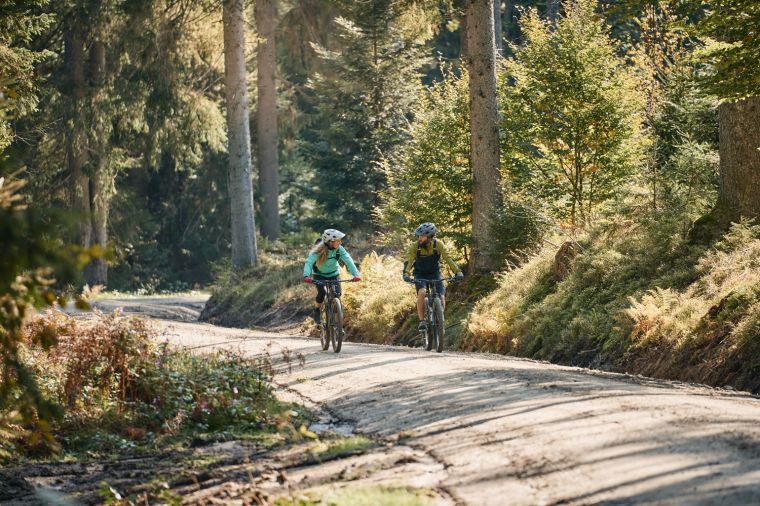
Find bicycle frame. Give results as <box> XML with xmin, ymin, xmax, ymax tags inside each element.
<box><xmin>406</xmin><ymin>277</ymin><xmax>459</xmax><ymax>351</ymax></box>
<box><xmin>311</xmin><ymin>279</ymin><xmax>355</xmax><ymax>353</ymax></box>
<box><xmin>312</xmin><ymin>279</ymin><xmax>352</xmax><ymax>310</ymax></box>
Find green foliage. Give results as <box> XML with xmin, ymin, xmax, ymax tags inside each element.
<box><xmin>501</xmin><ymin>0</ymin><xmax>645</xmax><ymax>227</ymax></box>
<box><xmin>379</xmin><ymin>69</ymin><xmax>471</xmax><ymax>254</ymax></box>
<box><xmin>0</xmin><ymin>173</ymin><xmax>82</xmax><ymax>453</ymax></box>
<box><xmin>7</xmin><ymin>1</ymin><xmax>230</xmax><ymax>291</ymax></box>
<box><xmin>10</xmin><ymin>310</ymin><xmax>285</xmax><ymax>459</ymax></box>
<box><xmin>464</xmin><ymin>220</ymin><xmax>760</xmax><ymax>393</ymax></box>
<box><xmin>108</xmin><ymin>151</ymin><xmax>231</xmax><ymax>292</ymax></box>
<box><xmin>489</xmin><ymin>199</ymin><xmax>549</xmax><ymax>267</ymax></box>
<box><xmin>696</xmin><ymin>0</ymin><xmax>760</xmax><ymax>100</ymax></box>
<box><xmin>626</xmin><ymin>3</ymin><xmax>719</xmax><ymax>224</ymax></box>
<box><xmin>302</xmin><ymin>2</ymin><xmax>430</xmax><ymax>230</ymax></box>
<box><xmin>0</xmin><ymin>0</ymin><xmax>52</xmax><ymax>150</ymax></box>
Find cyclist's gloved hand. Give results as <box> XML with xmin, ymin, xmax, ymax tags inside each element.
<box><xmin>455</xmin><ymin>272</ymin><xmax>465</xmax><ymax>281</ymax></box>
<box><xmin>352</xmin><ymin>276</ymin><xmax>361</xmax><ymax>282</ymax></box>
<box><xmin>403</xmin><ymin>274</ymin><xmax>413</xmax><ymax>283</ymax></box>
<box><xmin>304</xmin><ymin>276</ymin><xmax>313</xmax><ymax>284</ymax></box>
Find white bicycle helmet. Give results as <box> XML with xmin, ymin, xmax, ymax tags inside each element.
<box><xmin>322</xmin><ymin>228</ymin><xmax>346</xmax><ymax>243</ymax></box>
<box><xmin>414</xmin><ymin>222</ymin><xmax>437</xmax><ymax>237</ymax></box>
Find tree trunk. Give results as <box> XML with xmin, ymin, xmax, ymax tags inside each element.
<box><xmin>494</xmin><ymin>0</ymin><xmax>502</xmax><ymax>55</ymax></box>
<box><xmin>223</xmin><ymin>0</ymin><xmax>258</xmax><ymax>268</ymax></box>
<box><xmin>547</xmin><ymin>0</ymin><xmax>559</xmax><ymax>24</ymax></box>
<box><xmin>716</xmin><ymin>96</ymin><xmax>760</xmax><ymax>222</ymax></box>
<box><xmin>465</xmin><ymin>0</ymin><xmax>501</xmax><ymax>272</ymax></box>
<box><xmin>254</xmin><ymin>0</ymin><xmax>281</xmax><ymax>241</ymax></box>
<box><xmin>64</xmin><ymin>20</ymin><xmax>91</xmax><ymax>252</ymax></box>
<box><xmin>459</xmin><ymin>12</ymin><xmax>468</xmax><ymax>60</ymax></box>
<box><xmin>85</xmin><ymin>40</ymin><xmax>110</xmax><ymax>286</ymax></box>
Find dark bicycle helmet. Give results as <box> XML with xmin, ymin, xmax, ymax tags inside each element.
<box><xmin>414</xmin><ymin>222</ymin><xmax>437</xmax><ymax>237</ymax></box>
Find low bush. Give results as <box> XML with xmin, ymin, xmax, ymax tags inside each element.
<box><xmin>3</xmin><ymin>310</ymin><xmax>291</xmax><ymax>459</ymax></box>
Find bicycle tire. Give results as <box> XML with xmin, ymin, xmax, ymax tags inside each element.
<box><xmin>433</xmin><ymin>297</ymin><xmax>445</xmax><ymax>353</ymax></box>
<box><xmin>320</xmin><ymin>304</ymin><xmax>330</xmax><ymax>351</ymax></box>
<box><xmin>424</xmin><ymin>302</ymin><xmax>433</xmax><ymax>351</ymax></box>
<box><xmin>331</xmin><ymin>298</ymin><xmax>344</xmax><ymax>353</ymax></box>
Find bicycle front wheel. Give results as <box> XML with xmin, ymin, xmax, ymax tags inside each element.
<box><xmin>320</xmin><ymin>305</ymin><xmax>330</xmax><ymax>351</ymax></box>
<box><xmin>330</xmin><ymin>298</ymin><xmax>344</xmax><ymax>353</ymax></box>
<box><xmin>433</xmin><ymin>297</ymin><xmax>445</xmax><ymax>353</ymax></box>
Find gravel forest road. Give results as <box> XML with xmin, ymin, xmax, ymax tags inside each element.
<box><xmin>131</xmin><ymin>294</ymin><xmax>760</xmax><ymax>506</ymax></box>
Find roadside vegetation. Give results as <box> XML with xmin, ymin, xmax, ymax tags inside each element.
<box><xmin>2</xmin><ymin>310</ymin><xmax>300</xmax><ymax>462</ymax></box>
<box><xmin>3</xmin><ymin>309</ymin><xmax>403</xmax><ymax>504</ymax></box>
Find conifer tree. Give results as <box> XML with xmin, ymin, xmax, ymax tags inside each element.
<box><xmin>303</xmin><ymin>1</ymin><xmax>430</xmax><ymax>230</ymax></box>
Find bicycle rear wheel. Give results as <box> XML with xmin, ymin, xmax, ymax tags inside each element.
<box><xmin>330</xmin><ymin>298</ymin><xmax>344</xmax><ymax>353</ymax></box>
<box><xmin>433</xmin><ymin>297</ymin><xmax>445</xmax><ymax>353</ymax></box>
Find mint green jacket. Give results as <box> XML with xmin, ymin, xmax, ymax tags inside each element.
<box><xmin>303</xmin><ymin>246</ymin><xmax>360</xmax><ymax>278</ymax></box>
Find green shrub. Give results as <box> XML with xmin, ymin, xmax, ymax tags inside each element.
<box><xmin>379</xmin><ymin>69</ymin><xmax>472</xmax><ymax>257</ymax></box>
<box><xmin>500</xmin><ymin>0</ymin><xmax>645</xmax><ymax>227</ymax></box>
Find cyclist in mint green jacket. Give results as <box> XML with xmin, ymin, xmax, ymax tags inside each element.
<box><xmin>303</xmin><ymin>229</ymin><xmax>361</xmax><ymax>324</ymax></box>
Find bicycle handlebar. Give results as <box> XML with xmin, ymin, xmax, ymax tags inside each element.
<box><xmin>405</xmin><ymin>277</ymin><xmax>461</xmax><ymax>283</ymax></box>
<box><xmin>310</xmin><ymin>279</ymin><xmax>358</xmax><ymax>285</ymax></box>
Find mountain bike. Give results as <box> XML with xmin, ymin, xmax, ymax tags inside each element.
<box><xmin>406</xmin><ymin>277</ymin><xmax>459</xmax><ymax>353</ymax></box>
<box><xmin>312</xmin><ymin>279</ymin><xmax>355</xmax><ymax>353</ymax></box>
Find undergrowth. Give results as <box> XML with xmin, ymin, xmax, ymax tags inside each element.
<box><xmin>2</xmin><ymin>310</ymin><xmax>303</xmax><ymax>460</ymax></box>
<box><xmin>200</xmin><ymin>252</ymin><xmax>313</xmax><ymax>328</ymax></box>
<box><xmin>465</xmin><ymin>221</ymin><xmax>760</xmax><ymax>392</ymax></box>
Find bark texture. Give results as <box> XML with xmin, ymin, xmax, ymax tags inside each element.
<box><xmin>86</xmin><ymin>40</ymin><xmax>110</xmax><ymax>286</ymax></box>
<box><xmin>494</xmin><ymin>0</ymin><xmax>502</xmax><ymax>54</ymax></box>
<box><xmin>223</xmin><ymin>0</ymin><xmax>258</xmax><ymax>268</ymax></box>
<box><xmin>717</xmin><ymin>96</ymin><xmax>760</xmax><ymax>222</ymax></box>
<box><xmin>64</xmin><ymin>20</ymin><xmax>91</xmax><ymax>252</ymax></box>
<box><xmin>465</xmin><ymin>0</ymin><xmax>501</xmax><ymax>272</ymax></box>
<box><xmin>254</xmin><ymin>0</ymin><xmax>281</xmax><ymax>240</ymax></box>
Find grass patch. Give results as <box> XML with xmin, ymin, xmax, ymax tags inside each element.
<box><xmin>465</xmin><ymin>220</ymin><xmax>760</xmax><ymax>392</ymax></box>
<box><xmin>277</xmin><ymin>486</ymin><xmax>436</xmax><ymax>506</ymax></box>
<box><xmin>200</xmin><ymin>253</ymin><xmax>312</xmax><ymax>328</ymax></box>
<box><xmin>309</xmin><ymin>435</ymin><xmax>374</xmax><ymax>462</ymax></box>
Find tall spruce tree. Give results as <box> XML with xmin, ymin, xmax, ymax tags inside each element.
<box><xmin>255</xmin><ymin>0</ymin><xmax>281</xmax><ymax>241</ymax></box>
<box><xmin>303</xmin><ymin>0</ymin><xmax>429</xmax><ymax>230</ymax></box>
<box><xmin>465</xmin><ymin>0</ymin><xmax>501</xmax><ymax>271</ymax></box>
<box><xmin>223</xmin><ymin>0</ymin><xmax>258</xmax><ymax>268</ymax></box>
<box><xmin>696</xmin><ymin>0</ymin><xmax>760</xmax><ymax>224</ymax></box>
